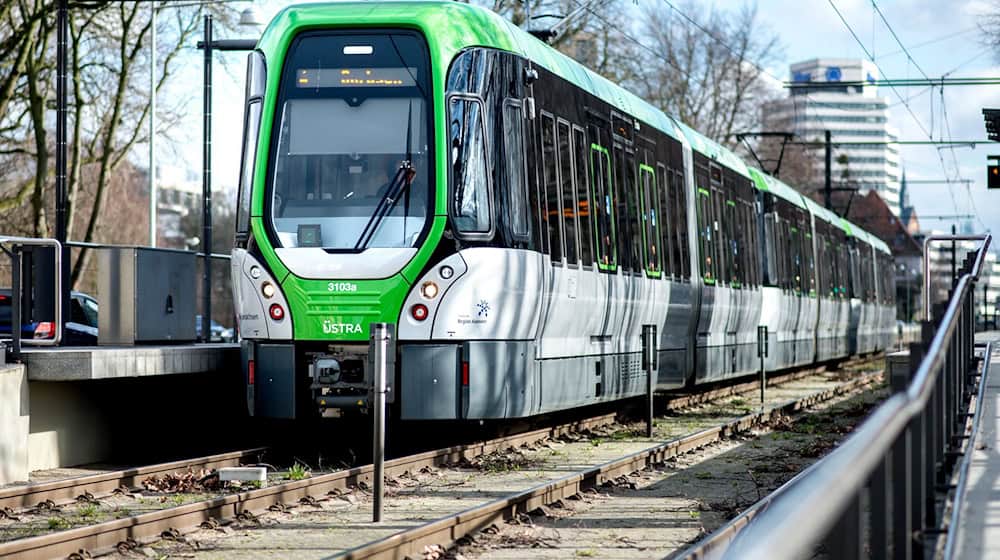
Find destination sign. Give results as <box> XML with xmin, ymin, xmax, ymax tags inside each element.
<box><xmin>295</xmin><ymin>67</ymin><xmax>417</xmax><ymax>88</ymax></box>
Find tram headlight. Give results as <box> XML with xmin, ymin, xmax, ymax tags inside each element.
<box><xmin>261</xmin><ymin>281</ymin><xmax>276</xmax><ymax>299</ymax></box>
<box><xmin>249</xmin><ymin>265</ymin><xmax>262</xmax><ymax>279</ymax></box>
<box><xmin>420</xmin><ymin>281</ymin><xmax>439</xmax><ymax>299</ymax></box>
<box><xmin>439</xmin><ymin>265</ymin><xmax>454</xmax><ymax>280</ymax></box>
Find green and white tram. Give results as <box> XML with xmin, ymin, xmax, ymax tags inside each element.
<box><xmin>231</xmin><ymin>1</ymin><xmax>896</xmax><ymax>420</ymax></box>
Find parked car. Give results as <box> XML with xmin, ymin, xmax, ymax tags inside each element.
<box><xmin>196</xmin><ymin>315</ymin><xmax>234</xmax><ymax>343</ymax></box>
<box><xmin>0</xmin><ymin>289</ymin><xmax>99</xmax><ymax>346</ymax></box>
<box><xmin>0</xmin><ymin>289</ymin><xmax>37</xmax><ymax>340</ymax></box>
<box><xmin>33</xmin><ymin>291</ymin><xmax>99</xmax><ymax>345</ymax></box>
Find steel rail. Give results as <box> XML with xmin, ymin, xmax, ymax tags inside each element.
<box><xmin>664</xmin><ymin>355</ymin><xmax>878</xmax><ymax>411</ymax></box>
<box><xmin>688</xmin><ymin>236</ymin><xmax>991</xmax><ymax>560</ymax></box>
<box><xmin>337</xmin><ymin>372</ymin><xmax>883</xmax><ymax>560</ymax></box>
<box><xmin>0</xmin><ymin>414</ymin><xmax>617</xmax><ymax>560</ymax></box>
<box><xmin>0</xmin><ymin>366</ymin><xmax>867</xmax><ymax>560</ymax></box>
<box><xmin>0</xmin><ymin>448</ymin><xmax>268</xmax><ymax>513</ymax></box>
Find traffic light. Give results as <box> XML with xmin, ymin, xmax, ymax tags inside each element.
<box><xmin>990</xmin><ymin>164</ymin><xmax>1000</xmax><ymax>189</ymax></box>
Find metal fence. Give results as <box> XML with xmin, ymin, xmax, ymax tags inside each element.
<box><xmin>681</xmin><ymin>233</ymin><xmax>992</xmax><ymax>560</ymax></box>
<box><xmin>1</xmin><ymin>237</ymin><xmax>232</xmax><ymax>357</ymax></box>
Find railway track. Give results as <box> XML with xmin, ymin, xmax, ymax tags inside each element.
<box><xmin>0</xmin><ymin>359</ymin><xmax>881</xmax><ymax>559</ymax></box>
<box><xmin>340</xmin><ymin>371</ymin><xmax>882</xmax><ymax>560</ymax></box>
<box><xmin>0</xmin><ymin>448</ymin><xmax>267</xmax><ymax>514</ymax></box>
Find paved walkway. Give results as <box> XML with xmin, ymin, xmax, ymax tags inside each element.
<box><xmin>952</xmin><ymin>331</ymin><xmax>1000</xmax><ymax>560</ymax></box>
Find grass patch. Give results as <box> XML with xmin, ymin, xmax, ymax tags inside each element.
<box><xmin>288</xmin><ymin>462</ymin><xmax>311</xmax><ymax>481</ymax></box>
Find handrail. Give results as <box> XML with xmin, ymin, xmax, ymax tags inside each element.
<box><xmin>726</xmin><ymin>276</ymin><xmax>975</xmax><ymax>560</ymax></box>
<box><xmin>682</xmin><ymin>233</ymin><xmax>992</xmax><ymax>560</ymax></box>
<box><xmin>0</xmin><ymin>236</ymin><xmax>63</xmax><ymax>348</ymax></box>
<box><xmin>65</xmin><ymin>240</ymin><xmax>231</xmax><ymax>260</ymax></box>
<box><xmin>923</xmin><ymin>234</ymin><xmax>989</xmax><ymax>320</ymax></box>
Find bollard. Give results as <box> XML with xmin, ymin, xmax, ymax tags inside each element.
<box><xmin>757</xmin><ymin>326</ymin><xmax>768</xmax><ymax>408</ymax></box>
<box><xmin>641</xmin><ymin>325</ymin><xmax>657</xmax><ymax>438</ymax></box>
<box><xmin>370</xmin><ymin>322</ymin><xmax>391</xmax><ymax>523</ymax></box>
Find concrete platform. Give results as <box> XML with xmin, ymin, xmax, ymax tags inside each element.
<box><xmin>0</xmin><ymin>343</ymin><xmax>245</xmax><ymax>483</ymax></box>
<box><xmin>21</xmin><ymin>343</ymin><xmax>239</xmax><ymax>381</ymax></box>
<box><xmin>952</xmin><ymin>339</ymin><xmax>1000</xmax><ymax>559</ymax></box>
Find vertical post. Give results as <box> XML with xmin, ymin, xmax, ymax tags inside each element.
<box><xmin>951</xmin><ymin>225</ymin><xmax>957</xmax><ymax>286</ymax></box>
<box><xmin>11</xmin><ymin>248</ymin><xmax>21</xmax><ymax>362</ymax></box>
<box><xmin>870</xmin><ymin>454</ymin><xmax>890</xmax><ymax>560</ymax></box>
<box><xmin>642</xmin><ymin>325</ymin><xmax>657</xmax><ymax>438</ymax></box>
<box><xmin>148</xmin><ymin>3</ymin><xmax>157</xmax><ymax>247</ymax></box>
<box><xmin>824</xmin><ymin>130</ymin><xmax>832</xmax><ymax>211</ymax></box>
<box><xmin>893</xmin><ymin>428</ymin><xmax>913</xmax><ymax>560</ymax></box>
<box><xmin>201</xmin><ymin>14</ymin><xmax>213</xmax><ymax>340</ymax></box>
<box><xmin>371</xmin><ymin>322</ymin><xmax>390</xmax><ymax>523</ymax></box>
<box><xmin>757</xmin><ymin>325</ymin><xmax>768</xmax><ymax>407</ymax></box>
<box><xmin>55</xmin><ymin>0</ymin><xmax>69</xmax><ymax>344</ymax></box>
<box><xmin>824</xmin><ymin>490</ymin><xmax>862</xmax><ymax>560</ymax></box>
<box><xmin>909</xmin><ymin>271</ymin><xmax>913</xmax><ymax>322</ymax></box>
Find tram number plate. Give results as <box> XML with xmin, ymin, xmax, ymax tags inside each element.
<box><xmin>328</xmin><ymin>282</ymin><xmax>358</xmax><ymax>293</ymax></box>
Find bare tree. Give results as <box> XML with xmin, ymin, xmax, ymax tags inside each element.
<box><xmin>980</xmin><ymin>1</ymin><xmax>1000</xmax><ymax>58</ymax></box>
<box><xmin>630</xmin><ymin>1</ymin><xmax>782</xmax><ymax>149</ymax></box>
<box><xmin>478</xmin><ymin>0</ymin><xmax>638</xmax><ymax>83</ymax></box>
<box><xmin>0</xmin><ymin>1</ymin><xmax>238</xmax><ymax>288</ymax></box>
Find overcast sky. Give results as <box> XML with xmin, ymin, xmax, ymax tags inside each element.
<box><xmin>160</xmin><ymin>0</ymin><xmax>1000</xmax><ymax>237</ymax></box>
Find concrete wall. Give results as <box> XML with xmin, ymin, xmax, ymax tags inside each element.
<box><xmin>27</xmin><ymin>381</ymin><xmax>111</xmax><ymax>472</ymax></box>
<box><xmin>0</xmin><ymin>349</ymin><xmax>248</xmax><ymax>480</ymax></box>
<box><xmin>0</xmin><ymin>364</ymin><xmax>29</xmax><ymax>484</ymax></box>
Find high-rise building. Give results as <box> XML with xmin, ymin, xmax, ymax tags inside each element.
<box><xmin>762</xmin><ymin>58</ymin><xmax>902</xmax><ymax>215</ymax></box>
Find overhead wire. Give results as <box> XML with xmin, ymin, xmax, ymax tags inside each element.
<box><xmin>829</xmin><ymin>0</ymin><xmax>962</xmax><ymax>215</ymax></box>
<box><xmin>870</xmin><ymin>0</ymin><xmax>978</xmax><ymax>224</ymax></box>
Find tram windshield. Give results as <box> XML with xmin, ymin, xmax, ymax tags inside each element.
<box><xmin>268</xmin><ymin>32</ymin><xmax>433</xmax><ymax>250</ymax></box>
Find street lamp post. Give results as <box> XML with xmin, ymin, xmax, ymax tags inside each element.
<box><xmin>196</xmin><ymin>10</ymin><xmax>260</xmax><ymax>340</ymax></box>
<box><xmin>149</xmin><ymin>2</ymin><xmax>157</xmax><ymax>246</ymax></box>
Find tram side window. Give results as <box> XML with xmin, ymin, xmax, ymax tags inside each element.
<box><xmin>501</xmin><ymin>101</ymin><xmax>529</xmax><ymax>241</ymax></box>
<box><xmin>656</xmin><ymin>163</ymin><xmax>673</xmax><ymax>277</ymax></box>
<box><xmin>590</xmin><ymin>144</ymin><xmax>616</xmax><ymax>270</ymax></box>
<box><xmin>540</xmin><ymin>113</ymin><xmax>562</xmax><ymax>263</ymax></box>
<box><xmin>639</xmin><ymin>164</ymin><xmax>660</xmax><ymax>275</ymax></box>
<box><xmin>713</xmin><ymin>190</ymin><xmax>728</xmax><ymax>284</ymax></box>
<box><xmin>557</xmin><ymin>121</ymin><xmax>578</xmax><ymax>265</ymax></box>
<box><xmin>625</xmin><ymin>151</ymin><xmax>642</xmax><ymax>273</ymax></box>
<box><xmin>450</xmin><ymin>97</ymin><xmax>491</xmax><ymax>234</ymax></box>
<box><xmin>745</xmin><ymin>200</ymin><xmax>759</xmax><ymax>288</ymax></box>
<box><xmin>237</xmin><ymin>100</ymin><xmax>262</xmax><ymax>238</ymax></box>
<box><xmin>236</xmin><ymin>51</ymin><xmax>265</xmax><ymax>243</ymax></box>
<box><xmin>803</xmin><ymin>221</ymin><xmax>816</xmax><ymax>295</ymax></box>
<box><xmin>697</xmin><ymin>188</ymin><xmax>714</xmax><ymax>283</ymax></box>
<box><xmin>762</xmin><ymin>210</ymin><xmax>777</xmax><ymax>287</ymax></box>
<box><xmin>673</xmin><ymin>169</ymin><xmax>690</xmax><ymax>280</ymax></box>
<box><xmin>573</xmin><ymin>127</ymin><xmax>593</xmax><ymax>267</ymax></box>
<box><xmin>612</xmin><ymin>146</ymin><xmax>631</xmax><ymax>272</ymax></box>
<box><xmin>779</xmin><ymin>218</ymin><xmax>792</xmax><ymax>290</ymax></box>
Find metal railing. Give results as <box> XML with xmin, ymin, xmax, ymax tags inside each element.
<box><xmin>0</xmin><ymin>236</ymin><xmax>235</xmax><ymax>353</ymax></box>
<box><xmin>923</xmin><ymin>234</ymin><xmax>990</xmax><ymax>320</ymax></box>
<box><xmin>680</xmin><ymin>233</ymin><xmax>992</xmax><ymax>560</ymax></box>
<box><xmin>0</xmin><ymin>236</ymin><xmax>63</xmax><ymax>358</ymax></box>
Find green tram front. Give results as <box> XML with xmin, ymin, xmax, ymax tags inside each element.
<box><xmin>232</xmin><ymin>29</ymin><xmax>437</xmax><ymax>418</ymax></box>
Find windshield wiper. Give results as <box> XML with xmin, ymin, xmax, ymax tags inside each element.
<box><xmin>354</xmin><ymin>101</ymin><xmax>415</xmax><ymax>251</ymax></box>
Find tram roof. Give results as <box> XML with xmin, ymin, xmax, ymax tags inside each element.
<box><xmin>798</xmin><ymin>193</ymin><xmax>848</xmax><ymax>233</ymax></box>
<box><xmin>746</xmin><ymin>168</ymin><xmax>808</xmax><ymax>210</ymax></box>
<box><xmin>262</xmin><ymin>2</ymin><xmax>886</xmax><ymax>254</ymax></box>
<box><xmin>260</xmin><ymin>2</ymin><xmax>696</xmax><ymax>155</ymax></box>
